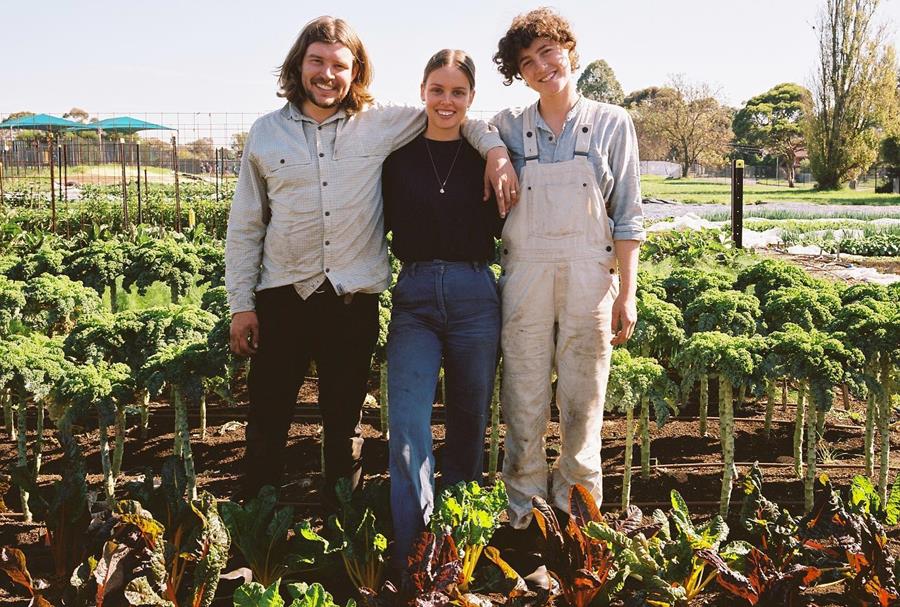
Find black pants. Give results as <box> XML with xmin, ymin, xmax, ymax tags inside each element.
<box><xmin>243</xmin><ymin>283</ymin><xmax>379</xmax><ymax>504</ymax></box>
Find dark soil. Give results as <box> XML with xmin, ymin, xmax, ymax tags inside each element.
<box><xmin>1</xmin><ymin>376</ymin><xmax>897</xmax><ymax>606</ymax></box>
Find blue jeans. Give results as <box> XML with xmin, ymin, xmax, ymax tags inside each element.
<box><xmin>387</xmin><ymin>261</ymin><xmax>501</xmax><ymax>563</ymax></box>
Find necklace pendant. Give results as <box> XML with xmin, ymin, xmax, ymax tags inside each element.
<box><xmin>440</xmin><ymin>188</ymin><xmax>445</xmax><ymax>194</ymax></box>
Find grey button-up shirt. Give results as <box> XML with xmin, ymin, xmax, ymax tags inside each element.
<box><xmin>225</xmin><ymin>102</ymin><xmax>505</xmax><ymax>315</ymax></box>
<box><xmin>491</xmin><ymin>98</ymin><xmax>646</xmax><ymax>242</ymax></box>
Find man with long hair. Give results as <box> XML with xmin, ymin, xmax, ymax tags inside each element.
<box><xmin>225</xmin><ymin>16</ymin><xmax>517</xmax><ymax>507</ymax></box>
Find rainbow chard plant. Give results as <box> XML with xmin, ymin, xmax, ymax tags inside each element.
<box><xmin>532</xmin><ymin>485</ymin><xmax>635</xmax><ymax>607</ymax></box>
<box><xmin>429</xmin><ymin>480</ymin><xmax>508</xmax><ymax>591</ymax></box>
<box><xmin>220</xmin><ymin>486</ymin><xmax>336</xmax><ymax>589</ymax></box>
<box><xmin>330</xmin><ymin>478</ymin><xmax>391</xmax><ymax>592</ymax></box>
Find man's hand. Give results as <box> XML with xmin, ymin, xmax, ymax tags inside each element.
<box><xmin>610</xmin><ymin>292</ymin><xmax>637</xmax><ymax>346</ymax></box>
<box><xmin>483</xmin><ymin>146</ymin><xmax>520</xmax><ymax>218</ymax></box>
<box><xmin>230</xmin><ymin>311</ymin><xmax>259</xmax><ymax>357</ymax></box>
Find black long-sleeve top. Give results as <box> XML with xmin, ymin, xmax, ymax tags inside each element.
<box><xmin>382</xmin><ymin>133</ymin><xmax>503</xmax><ymax>263</ymax></box>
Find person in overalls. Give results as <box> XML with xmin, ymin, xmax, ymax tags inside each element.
<box><xmin>490</xmin><ymin>8</ymin><xmax>646</xmax><ymax>529</ymax></box>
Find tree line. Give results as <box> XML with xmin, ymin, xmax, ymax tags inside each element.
<box><xmin>576</xmin><ymin>0</ymin><xmax>900</xmax><ymax>190</ymax></box>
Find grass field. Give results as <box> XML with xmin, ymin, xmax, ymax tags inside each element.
<box><xmin>641</xmin><ymin>174</ymin><xmax>900</xmax><ymax>205</ymax></box>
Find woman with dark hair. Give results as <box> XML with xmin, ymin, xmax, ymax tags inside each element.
<box><xmin>382</xmin><ymin>49</ymin><xmax>502</xmax><ymax>564</ymax></box>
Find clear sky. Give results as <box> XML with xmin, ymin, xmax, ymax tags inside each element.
<box><xmin>2</xmin><ymin>0</ymin><xmax>898</xmax><ymax>136</ymax></box>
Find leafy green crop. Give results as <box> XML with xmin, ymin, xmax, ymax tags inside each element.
<box><xmin>220</xmin><ymin>486</ymin><xmax>334</xmax><ymax>589</ymax></box>
<box><xmin>429</xmin><ymin>480</ymin><xmax>507</xmax><ymax>590</ymax></box>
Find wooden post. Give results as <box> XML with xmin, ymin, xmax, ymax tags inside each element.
<box><xmin>63</xmin><ymin>144</ymin><xmax>70</xmax><ymax>237</ymax></box>
<box><xmin>120</xmin><ymin>138</ymin><xmax>129</xmax><ymax>229</ymax></box>
<box><xmin>172</xmin><ymin>136</ymin><xmax>181</xmax><ymax>232</ymax></box>
<box><xmin>49</xmin><ymin>136</ymin><xmax>57</xmax><ymax>234</ymax></box>
<box><xmin>135</xmin><ymin>141</ymin><xmax>143</xmax><ymax>224</ymax></box>
<box><xmin>730</xmin><ymin>159</ymin><xmax>744</xmax><ymax>249</ymax></box>
<box><xmin>214</xmin><ymin>147</ymin><xmax>220</xmax><ymax>203</ymax></box>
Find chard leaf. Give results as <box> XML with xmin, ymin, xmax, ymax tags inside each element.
<box><xmin>569</xmin><ymin>484</ymin><xmax>602</xmax><ymax>530</ymax></box>
<box><xmin>233</xmin><ymin>580</ymin><xmax>284</xmax><ymax>607</ymax></box>
<box><xmin>886</xmin><ymin>473</ymin><xmax>900</xmax><ymax>526</ymax></box>
<box><xmin>124</xmin><ymin>576</ymin><xmax>175</xmax><ymax>606</ymax></box>
<box><xmin>849</xmin><ymin>475</ymin><xmax>879</xmax><ymax>515</ymax></box>
<box><xmin>481</xmin><ymin>546</ymin><xmax>526</xmax><ymax>597</ymax></box>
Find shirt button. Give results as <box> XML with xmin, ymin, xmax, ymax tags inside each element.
<box><xmin>325</xmin><ymin>268</ymin><xmax>330</xmax><ymax>273</ymax></box>
<box><xmin>324</xmin><ymin>211</ymin><xmax>330</xmax><ymax>216</ymax></box>
<box><xmin>280</xmin><ymin>159</ymin><xmax>285</xmax><ymax>164</ymax></box>
<box><xmin>606</xmin><ymin>245</ymin><xmax>612</xmax><ymax>252</ymax></box>
<box><xmin>318</xmin><ymin>126</ymin><xmax>323</xmax><ymax>131</ymax></box>
<box><xmin>325</xmin><ymin>240</ymin><xmax>330</xmax><ymax>245</ymax></box>
<box><xmin>609</xmin><ymin>268</ymin><xmax>615</xmax><ymax>274</ymax></box>
<box><xmin>323</xmin><ymin>181</ymin><xmax>328</xmax><ymax>186</ymax></box>
<box><xmin>549</xmin><ymin>136</ymin><xmax>553</xmax><ymax>141</ymax></box>
<box><xmin>503</xmin><ymin>248</ymin><xmax>508</xmax><ymax>255</ymax></box>
<box><xmin>319</xmin><ymin>152</ymin><xmax>324</xmax><ymax>158</ymax></box>
<box><xmin>582</xmin><ymin>126</ymin><xmax>589</xmax><ymax>133</ymax></box>
<box><xmin>526</xmin><ymin>131</ymin><xmax>533</xmax><ymax>138</ymax></box>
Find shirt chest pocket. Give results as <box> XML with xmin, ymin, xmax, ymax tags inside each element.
<box><xmin>258</xmin><ymin>151</ymin><xmax>316</xmax><ymax>197</ymax></box>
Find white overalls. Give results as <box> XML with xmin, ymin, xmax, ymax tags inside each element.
<box><xmin>500</xmin><ymin>102</ymin><xmax>618</xmax><ymax>528</ymax></box>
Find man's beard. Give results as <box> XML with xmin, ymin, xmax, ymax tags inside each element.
<box><xmin>303</xmin><ymin>80</ymin><xmax>343</xmax><ymax>109</ymax></box>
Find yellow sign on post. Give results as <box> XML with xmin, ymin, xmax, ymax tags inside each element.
<box><xmin>735</xmin><ymin>159</ymin><xmax>745</xmax><ymax>169</ymax></box>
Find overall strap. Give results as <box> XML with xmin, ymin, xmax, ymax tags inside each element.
<box><xmin>573</xmin><ymin>110</ymin><xmax>593</xmax><ymax>158</ymax></box>
<box><xmin>522</xmin><ymin>104</ymin><xmax>539</xmax><ymax>165</ymax></box>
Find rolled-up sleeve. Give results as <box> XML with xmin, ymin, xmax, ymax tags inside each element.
<box><xmin>607</xmin><ymin>110</ymin><xmax>646</xmax><ymax>242</ymax></box>
<box><xmin>225</xmin><ymin>126</ymin><xmax>268</xmax><ymax>315</ymax></box>
<box><xmin>373</xmin><ymin>103</ymin><xmax>505</xmax><ymax>157</ymax></box>
<box><xmin>461</xmin><ymin>119</ymin><xmax>505</xmax><ymax>157</ymax></box>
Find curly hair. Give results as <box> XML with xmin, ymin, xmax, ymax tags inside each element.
<box><xmin>493</xmin><ymin>7</ymin><xmax>579</xmax><ymax>86</ymax></box>
<box><xmin>277</xmin><ymin>16</ymin><xmax>374</xmax><ymax>115</ymax></box>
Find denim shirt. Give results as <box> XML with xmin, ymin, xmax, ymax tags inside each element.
<box><xmin>490</xmin><ymin>97</ymin><xmax>646</xmax><ymax>242</ymax></box>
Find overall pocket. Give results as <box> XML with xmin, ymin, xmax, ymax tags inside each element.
<box><xmin>528</xmin><ymin>180</ymin><xmax>591</xmax><ymax>240</ymax></box>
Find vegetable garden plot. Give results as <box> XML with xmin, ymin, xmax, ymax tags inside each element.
<box><xmin>0</xmin><ymin>222</ymin><xmax>898</xmax><ymax>605</ymax></box>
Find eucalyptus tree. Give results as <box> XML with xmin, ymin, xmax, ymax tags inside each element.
<box><xmin>732</xmin><ymin>83</ymin><xmax>811</xmax><ymax>187</ymax></box>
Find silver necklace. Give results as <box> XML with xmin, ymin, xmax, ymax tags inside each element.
<box><xmin>424</xmin><ymin>137</ymin><xmax>464</xmax><ymax>194</ymax></box>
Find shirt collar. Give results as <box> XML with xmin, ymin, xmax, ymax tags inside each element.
<box><xmin>534</xmin><ymin>95</ymin><xmax>584</xmax><ymax>134</ymax></box>
<box><xmin>285</xmin><ymin>102</ymin><xmax>346</xmax><ymax>126</ymax></box>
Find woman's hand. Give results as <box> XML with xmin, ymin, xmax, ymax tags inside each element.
<box><xmin>610</xmin><ymin>291</ymin><xmax>637</xmax><ymax>346</ymax></box>
<box><xmin>484</xmin><ymin>146</ymin><xmax>520</xmax><ymax>218</ymax></box>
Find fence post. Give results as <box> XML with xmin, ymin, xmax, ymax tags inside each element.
<box><xmin>49</xmin><ymin>136</ymin><xmax>57</xmax><ymax>234</ymax></box>
<box><xmin>172</xmin><ymin>136</ymin><xmax>181</xmax><ymax>232</ymax></box>
<box><xmin>894</xmin><ymin>178</ymin><xmax>899</xmax><ymax>195</ymax></box>
<box><xmin>731</xmin><ymin>159</ymin><xmax>744</xmax><ymax>249</ymax></box>
<box><xmin>214</xmin><ymin>147</ymin><xmax>220</xmax><ymax>203</ymax></box>
<box><xmin>136</xmin><ymin>141</ymin><xmax>143</xmax><ymax>225</ymax></box>
<box><xmin>120</xmin><ymin>138</ymin><xmax>129</xmax><ymax>229</ymax></box>
<box><xmin>63</xmin><ymin>144</ymin><xmax>70</xmax><ymax>238</ymax></box>
<box><xmin>0</xmin><ymin>160</ymin><xmax>4</xmax><ymax>207</ymax></box>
